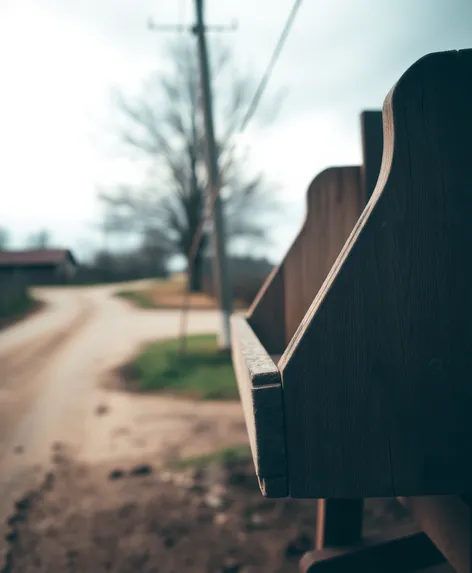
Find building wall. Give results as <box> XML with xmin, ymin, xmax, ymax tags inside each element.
<box><xmin>0</xmin><ymin>265</ymin><xmax>60</xmax><ymax>286</ymax></box>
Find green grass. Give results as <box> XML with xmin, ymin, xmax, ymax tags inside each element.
<box><xmin>117</xmin><ymin>289</ymin><xmax>156</xmax><ymax>309</ymax></box>
<box><xmin>173</xmin><ymin>444</ymin><xmax>252</xmax><ymax>470</ymax></box>
<box><xmin>123</xmin><ymin>334</ymin><xmax>239</xmax><ymax>400</ymax></box>
<box><xmin>0</xmin><ymin>293</ymin><xmax>38</xmax><ymax>320</ymax></box>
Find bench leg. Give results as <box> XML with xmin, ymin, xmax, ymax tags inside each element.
<box><xmin>300</xmin><ymin>499</ymin><xmax>447</xmax><ymax>573</ymax></box>
<box><xmin>315</xmin><ymin>499</ymin><xmax>364</xmax><ymax>548</ymax></box>
<box><xmin>301</xmin><ymin>524</ymin><xmax>446</xmax><ymax>573</ymax></box>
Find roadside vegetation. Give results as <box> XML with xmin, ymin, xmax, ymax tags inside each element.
<box><xmin>117</xmin><ymin>278</ymin><xmax>247</xmax><ymax>311</ymax></box>
<box><xmin>119</xmin><ymin>334</ymin><xmax>238</xmax><ymax>400</ymax></box>
<box><xmin>0</xmin><ymin>289</ymin><xmax>41</xmax><ymax>328</ymax></box>
<box><xmin>173</xmin><ymin>444</ymin><xmax>252</xmax><ymax>470</ymax></box>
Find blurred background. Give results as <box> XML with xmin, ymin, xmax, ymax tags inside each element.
<box><xmin>0</xmin><ymin>1</ymin><xmax>471</xmax><ymax>571</ymax></box>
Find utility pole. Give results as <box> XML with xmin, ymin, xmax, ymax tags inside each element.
<box><xmin>148</xmin><ymin>3</ymin><xmax>235</xmax><ymax>350</ymax></box>
<box><xmin>193</xmin><ymin>0</ymin><xmax>233</xmax><ymax>349</ymax></box>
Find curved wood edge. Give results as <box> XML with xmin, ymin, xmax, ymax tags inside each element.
<box><xmin>248</xmin><ymin>112</ymin><xmax>383</xmax><ymax>356</ymax></box>
<box><xmin>360</xmin><ymin>110</ymin><xmax>384</xmax><ymax>200</ymax></box>
<box><xmin>230</xmin><ymin>314</ymin><xmax>288</xmax><ymax>497</ymax></box>
<box><xmin>248</xmin><ymin>263</ymin><xmax>286</xmax><ymax>355</ymax></box>
<box><xmin>279</xmin><ymin>109</ymin><xmax>394</xmax><ymax>368</ymax></box>
<box><xmin>279</xmin><ymin>49</ymin><xmax>472</xmax><ymax>498</ymax></box>
<box><xmin>280</xmin><ymin>49</ymin><xmax>464</xmax><ymax>369</ymax></box>
<box><xmin>249</xmin><ymin>166</ymin><xmax>363</xmax><ymax>354</ymax></box>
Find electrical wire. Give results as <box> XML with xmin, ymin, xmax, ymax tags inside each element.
<box><xmin>180</xmin><ymin>0</ymin><xmax>304</xmax><ymax>350</ymax></box>
<box><xmin>239</xmin><ymin>0</ymin><xmax>303</xmax><ymax>132</ymax></box>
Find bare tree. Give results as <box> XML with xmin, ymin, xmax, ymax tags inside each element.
<box><xmin>100</xmin><ymin>39</ymin><xmax>281</xmax><ymax>292</ymax></box>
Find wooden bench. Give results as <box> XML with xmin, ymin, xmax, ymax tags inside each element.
<box><xmin>232</xmin><ymin>109</ymin><xmax>383</xmax><ymax>497</ymax></box>
<box><xmin>231</xmin><ymin>49</ymin><xmax>472</xmax><ymax>572</ymax></box>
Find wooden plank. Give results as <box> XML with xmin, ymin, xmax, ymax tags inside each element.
<box><xmin>300</xmin><ymin>524</ymin><xmax>447</xmax><ymax>573</ymax></box>
<box><xmin>283</xmin><ymin>166</ymin><xmax>366</xmax><ymax>345</ymax></box>
<box><xmin>247</xmin><ymin>111</ymin><xmax>383</xmax><ymax>355</ymax></box>
<box><xmin>315</xmin><ymin>499</ymin><xmax>364</xmax><ymax>548</ymax></box>
<box><xmin>248</xmin><ymin>264</ymin><xmax>286</xmax><ymax>355</ymax></box>
<box><xmin>281</xmin><ymin>49</ymin><xmax>472</xmax><ymax>498</ymax></box>
<box><xmin>230</xmin><ymin>314</ymin><xmax>287</xmax><ymax>497</ymax></box>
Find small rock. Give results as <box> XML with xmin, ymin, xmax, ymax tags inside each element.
<box><xmin>66</xmin><ymin>550</ymin><xmax>78</xmax><ymax>562</ymax></box>
<box><xmin>3</xmin><ymin>550</ymin><xmax>13</xmax><ymax>572</ymax></box>
<box><xmin>221</xmin><ymin>557</ymin><xmax>241</xmax><ymax>573</ymax></box>
<box><xmin>118</xmin><ymin>503</ymin><xmax>137</xmax><ymax>519</ymax></box>
<box><xmin>7</xmin><ymin>512</ymin><xmax>25</xmax><ymax>527</ymax></box>
<box><xmin>95</xmin><ymin>403</ymin><xmax>109</xmax><ymax>416</ymax></box>
<box><xmin>13</xmin><ymin>445</ymin><xmax>24</xmax><ymax>455</ymax></box>
<box><xmin>109</xmin><ymin>469</ymin><xmax>125</xmax><ymax>480</ymax></box>
<box><xmin>160</xmin><ymin>471</ymin><xmax>173</xmax><ymax>483</ymax></box>
<box><xmin>5</xmin><ymin>529</ymin><xmax>18</xmax><ymax>543</ymax></box>
<box><xmin>204</xmin><ymin>493</ymin><xmax>225</xmax><ymax>510</ymax></box>
<box><xmin>173</xmin><ymin>472</ymin><xmax>194</xmax><ymax>488</ymax></box>
<box><xmin>34</xmin><ymin>517</ymin><xmax>57</xmax><ymax>536</ymax></box>
<box><xmin>214</xmin><ymin>513</ymin><xmax>229</xmax><ymax>526</ymax></box>
<box><xmin>15</xmin><ymin>492</ymin><xmax>34</xmax><ymax>513</ymax></box>
<box><xmin>43</xmin><ymin>472</ymin><xmax>54</xmax><ymax>491</ymax></box>
<box><xmin>245</xmin><ymin>512</ymin><xmax>267</xmax><ymax>531</ymax></box>
<box><xmin>284</xmin><ymin>534</ymin><xmax>312</xmax><ymax>561</ymax></box>
<box><xmin>129</xmin><ymin>464</ymin><xmax>152</xmax><ymax>477</ymax></box>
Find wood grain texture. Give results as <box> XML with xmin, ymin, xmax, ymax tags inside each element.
<box><xmin>283</xmin><ymin>166</ymin><xmax>366</xmax><ymax>345</ymax></box>
<box><xmin>230</xmin><ymin>314</ymin><xmax>287</xmax><ymax>496</ymax></box>
<box><xmin>281</xmin><ymin>49</ymin><xmax>472</xmax><ymax>498</ymax></box>
<box><xmin>248</xmin><ymin>264</ymin><xmax>285</xmax><ymax>355</ymax></box>
<box><xmin>247</xmin><ymin>112</ymin><xmax>383</xmax><ymax>355</ymax></box>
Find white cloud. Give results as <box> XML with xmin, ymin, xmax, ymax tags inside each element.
<box><xmin>0</xmin><ymin>0</ymin><xmax>471</xmax><ymax>260</ymax></box>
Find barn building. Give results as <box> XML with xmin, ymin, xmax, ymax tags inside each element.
<box><xmin>0</xmin><ymin>249</ymin><xmax>78</xmax><ymax>286</ymax></box>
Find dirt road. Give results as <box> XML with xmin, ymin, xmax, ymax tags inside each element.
<box><xmin>0</xmin><ymin>283</ymin><xmax>247</xmax><ymax>561</ymax></box>
<box><xmin>0</xmin><ymin>285</ymin><xmax>428</xmax><ymax>573</ymax></box>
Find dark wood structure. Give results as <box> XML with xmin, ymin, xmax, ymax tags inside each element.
<box><xmin>232</xmin><ymin>110</ymin><xmax>383</xmax><ymax>496</ymax></box>
<box><xmin>231</xmin><ymin>49</ymin><xmax>472</xmax><ymax>572</ymax></box>
<box><xmin>0</xmin><ymin>249</ymin><xmax>78</xmax><ymax>286</ymax></box>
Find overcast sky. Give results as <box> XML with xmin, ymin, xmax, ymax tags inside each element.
<box><xmin>0</xmin><ymin>0</ymin><xmax>471</xmax><ymax>261</ymax></box>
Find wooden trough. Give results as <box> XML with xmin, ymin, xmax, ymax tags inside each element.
<box><xmin>231</xmin><ymin>49</ymin><xmax>472</xmax><ymax>572</ymax></box>
<box><xmin>232</xmin><ymin>109</ymin><xmax>384</xmax><ymax>498</ymax></box>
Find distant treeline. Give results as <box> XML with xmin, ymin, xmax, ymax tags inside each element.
<box><xmin>202</xmin><ymin>255</ymin><xmax>274</xmax><ymax>305</ymax></box>
<box><xmin>72</xmin><ymin>248</ymin><xmax>169</xmax><ymax>285</ymax></box>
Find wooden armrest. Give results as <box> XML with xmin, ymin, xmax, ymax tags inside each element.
<box><xmin>230</xmin><ymin>314</ymin><xmax>287</xmax><ymax>497</ymax></box>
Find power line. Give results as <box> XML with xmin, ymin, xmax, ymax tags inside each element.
<box><xmin>150</xmin><ymin>1</ymin><xmax>304</xmax><ymax>351</ymax></box>
<box><xmin>182</xmin><ymin>0</ymin><xmax>304</xmax><ymax>310</ymax></box>
<box><xmin>240</xmin><ymin>0</ymin><xmax>303</xmax><ymax>132</ymax></box>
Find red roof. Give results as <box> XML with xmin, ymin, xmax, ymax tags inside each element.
<box><xmin>0</xmin><ymin>249</ymin><xmax>77</xmax><ymax>267</ymax></box>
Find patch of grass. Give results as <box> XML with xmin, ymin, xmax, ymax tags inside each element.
<box><xmin>173</xmin><ymin>444</ymin><xmax>251</xmax><ymax>470</ymax></box>
<box><xmin>0</xmin><ymin>293</ymin><xmax>37</xmax><ymax>319</ymax></box>
<box><xmin>122</xmin><ymin>334</ymin><xmax>239</xmax><ymax>400</ymax></box>
<box><xmin>117</xmin><ymin>289</ymin><xmax>156</xmax><ymax>309</ymax></box>
<box><xmin>0</xmin><ymin>293</ymin><xmax>42</xmax><ymax>329</ymax></box>
<box><xmin>116</xmin><ymin>278</ymin><xmax>247</xmax><ymax>311</ymax></box>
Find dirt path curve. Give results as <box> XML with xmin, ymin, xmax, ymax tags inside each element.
<box><xmin>0</xmin><ymin>283</ymin><xmax>246</xmax><ymax>562</ymax></box>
